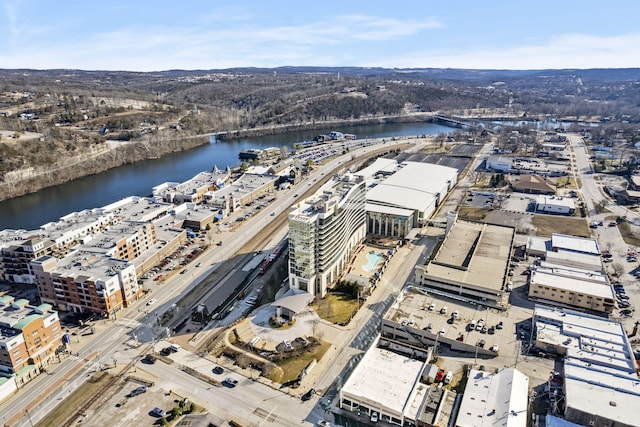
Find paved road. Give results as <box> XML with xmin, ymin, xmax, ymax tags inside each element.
<box><xmin>0</xmin><ymin>137</ymin><xmax>417</xmax><ymax>427</ymax></box>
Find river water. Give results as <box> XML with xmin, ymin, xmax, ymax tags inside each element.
<box><xmin>0</xmin><ymin>121</ymin><xmax>453</xmax><ymax>230</ymax></box>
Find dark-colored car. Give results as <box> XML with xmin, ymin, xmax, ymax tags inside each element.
<box><xmin>224</xmin><ymin>377</ymin><xmax>238</xmax><ymax>387</ymax></box>
<box><xmin>212</xmin><ymin>366</ymin><xmax>224</xmax><ymax>375</ymax></box>
<box><xmin>143</xmin><ymin>354</ymin><xmax>156</xmax><ymax>364</ymax></box>
<box><xmin>301</xmin><ymin>388</ymin><xmax>316</xmax><ymax>401</ymax></box>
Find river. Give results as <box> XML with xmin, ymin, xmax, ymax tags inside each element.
<box><xmin>0</xmin><ymin>121</ymin><xmax>453</xmax><ymax>231</ymax></box>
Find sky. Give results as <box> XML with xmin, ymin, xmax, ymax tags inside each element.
<box><xmin>1</xmin><ymin>0</ymin><xmax>639</xmax><ymax>72</ymax></box>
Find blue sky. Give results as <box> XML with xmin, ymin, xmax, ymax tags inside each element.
<box><xmin>1</xmin><ymin>0</ymin><xmax>639</xmax><ymax>71</ymax></box>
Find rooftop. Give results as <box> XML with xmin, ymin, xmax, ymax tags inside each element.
<box><xmin>424</xmin><ymin>220</ymin><xmax>514</xmax><ymax>292</ymax></box>
<box><xmin>341</xmin><ymin>346</ymin><xmax>425</xmax><ymax>418</ymax></box>
<box><xmin>289</xmin><ymin>174</ymin><xmax>363</xmax><ymax>224</ymax></box>
<box><xmin>530</xmin><ymin>264</ymin><xmax>613</xmax><ymax>299</ymax></box>
<box><xmin>456</xmin><ymin>368</ymin><xmax>529</xmax><ymax>427</ymax></box>
<box><xmin>551</xmin><ymin>234</ymin><xmax>600</xmax><ymax>255</ymax></box>
<box><xmin>534</xmin><ymin>305</ymin><xmax>636</xmax><ymax>375</ymax></box>
<box><xmin>0</xmin><ymin>294</ymin><xmax>57</xmax><ymax>341</ymax></box>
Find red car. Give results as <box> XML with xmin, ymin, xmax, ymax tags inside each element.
<box><xmin>435</xmin><ymin>369</ymin><xmax>446</xmax><ymax>382</ymax></box>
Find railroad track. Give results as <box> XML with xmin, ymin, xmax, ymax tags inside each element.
<box><xmin>60</xmin><ymin>343</ymin><xmax>153</xmax><ymax>427</ymax></box>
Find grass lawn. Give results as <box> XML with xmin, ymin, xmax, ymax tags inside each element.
<box><xmin>616</xmin><ymin>221</ymin><xmax>640</xmax><ymax>247</ymax></box>
<box><xmin>556</xmin><ymin>177</ymin><xmax>578</xmax><ymax>189</ymax></box>
<box><xmin>311</xmin><ymin>293</ymin><xmax>359</xmax><ymax>325</ymax></box>
<box><xmin>37</xmin><ymin>371</ymin><xmax>113</xmax><ymax>427</ymax></box>
<box><xmin>272</xmin><ymin>341</ymin><xmax>332</xmax><ymax>384</ymax></box>
<box><xmin>531</xmin><ymin>216</ymin><xmax>590</xmax><ymax>238</ymax></box>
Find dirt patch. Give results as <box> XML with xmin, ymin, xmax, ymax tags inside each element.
<box><xmin>616</xmin><ymin>221</ymin><xmax>640</xmax><ymax>246</ymax></box>
<box><xmin>531</xmin><ymin>215</ymin><xmax>590</xmax><ymax>237</ymax></box>
<box><xmin>36</xmin><ymin>371</ymin><xmax>113</xmax><ymax>427</ymax></box>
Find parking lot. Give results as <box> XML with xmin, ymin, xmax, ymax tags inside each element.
<box><xmin>90</xmin><ymin>377</ymin><xmax>180</xmax><ymax>426</ymax></box>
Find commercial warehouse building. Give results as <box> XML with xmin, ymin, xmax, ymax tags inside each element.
<box><xmin>356</xmin><ymin>159</ymin><xmax>458</xmax><ymax>238</ymax></box>
<box><xmin>535</xmin><ymin>195</ymin><xmax>575</xmax><ymax>215</ymax></box>
<box><xmin>339</xmin><ymin>345</ymin><xmax>456</xmax><ymax>427</ymax></box>
<box><xmin>456</xmin><ymin>368</ymin><xmax>529</xmax><ymax>427</ymax></box>
<box><xmin>532</xmin><ymin>306</ymin><xmax>640</xmax><ymax>427</ymax></box>
<box><xmin>528</xmin><ymin>263</ymin><xmax>615</xmax><ymax>314</ymax></box>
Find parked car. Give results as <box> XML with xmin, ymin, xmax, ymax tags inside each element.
<box><xmin>490</xmin><ymin>344</ymin><xmax>499</xmax><ymax>353</ymax></box>
<box><xmin>370</xmin><ymin>411</ymin><xmax>379</xmax><ymax>423</ymax></box>
<box><xmin>619</xmin><ymin>301</ymin><xmax>631</xmax><ymax>308</ymax></box>
<box><xmin>317</xmin><ymin>421</ymin><xmax>331</xmax><ymax>427</ymax></box>
<box><xmin>435</xmin><ymin>369</ymin><xmax>446</xmax><ymax>382</ymax></box>
<box><xmin>130</xmin><ymin>386</ymin><xmax>147</xmax><ymax>397</ymax></box>
<box><xmin>444</xmin><ymin>371</ymin><xmax>453</xmax><ymax>384</ymax></box>
<box><xmin>150</xmin><ymin>407</ymin><xmax>166</xmax><ymax>417</ymax></box>
<box><xmin>212</xmin><ymin>366</ymin><xmax>224</xmax><ymax>374</ymax></box>
<box><xmin>495</xmin><ymin>321</ymin><xmax>504</xmax><ymax>330</ymax></box>
<box><xmin>488</xmin><ymin>326</ymin><xmax>495</xmax><ymax>335</ymax></box>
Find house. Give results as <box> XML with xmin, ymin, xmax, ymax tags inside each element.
<box><xmin>509</xmin><ymin>175</ymin><xmax>556</xmax><ymax>195</ymax></box>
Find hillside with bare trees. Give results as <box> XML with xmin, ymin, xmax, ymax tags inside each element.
<box><xmin>0</xmin><ymin>67</ymin><xmax>639</xmax><ymax>200</ymax></box>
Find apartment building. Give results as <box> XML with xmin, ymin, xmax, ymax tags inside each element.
<box><xmin>0</xmin><ymin>294</ymin><xmax>62</xmax><ymax>384</ymax></box>
<box><xmin>288</xmin><ymin>174</ymin><xmax>366</xmax><ymax>297</ymax></box>
<box><xmin>32</xmin><ymin>253</ymin><xmax>138</xmax><ymax>318</ymax></box>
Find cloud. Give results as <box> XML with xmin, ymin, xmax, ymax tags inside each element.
<box><xmin>1</xmin><ymin>8</ymin><xmax>637</xmax><ymax>71</ymax></box>
<box><xmin>374</xmin><ymin>32</ymin><xmax>640</xmax><ymax>70</ymax></box>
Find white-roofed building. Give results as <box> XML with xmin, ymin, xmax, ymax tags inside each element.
<box><xmin>455</xmin><ymin>368</ymin><xmax>529</xmax><ymax>427</ymax></box>
<box><xmin>486</xmin><ymin>155</ymin><xmax>513</xmax><ymax>172</ymax></box>
<box><xmin>360</xmin><ymin>161</ymin><xmax>457</xmax><ymax>238</ymax></box>
<box><xmin>532</xmin><ymin>306</ymin><xmax>640</xmax><ymax>427</ymax></box>
<box><xmin>526</xmin><ymin>234</ymin><xmax>602</xmax><ymax>270</ymax></box>
<box><xmin>550</xmin><ymin>234</ymin><xmax>600</xmax><ymax>255</ymax></box>
<box><xmin>528</xmin><ymin>263</ymin><xmax>615</xmax><ymax>314</ymax></box>
<box><xmin>152</xmin><ymin>168</ymin><xmax>230</xmax><ymax>204</ymax></box>
<box><xmin>535</xmin><ymin>195</ymin><xmax>575</xmax><ymax>215</ymax></box>
<box><xmin>339</xmin><ymin>345</ymin><xmax>436</xmax><ymax>426</ymax></box>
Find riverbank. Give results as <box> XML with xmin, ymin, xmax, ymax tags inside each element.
<box><xmin>213</xmin><ymin>112</ymin><xmax>435</xmax><ymax>140</ymax></box>
<box><xmin>0</xmin><ymin>113</ymin><xmax>440</xmax><ymax>203</ymax></box>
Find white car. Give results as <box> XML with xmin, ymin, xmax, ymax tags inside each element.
<box><xmin>146</xmin><ymin>298</ymin><xmax>156</xmax><ymax>306</ymax></box>
<box><xmin>370</xmin><ymin>411</ymin><xmax>379</xmax><ymax>423</ymax></box>
<box><xmin>444</xmin><ymin>371</ymin><xmax>453</xmax><ymax>384</ymax></box>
